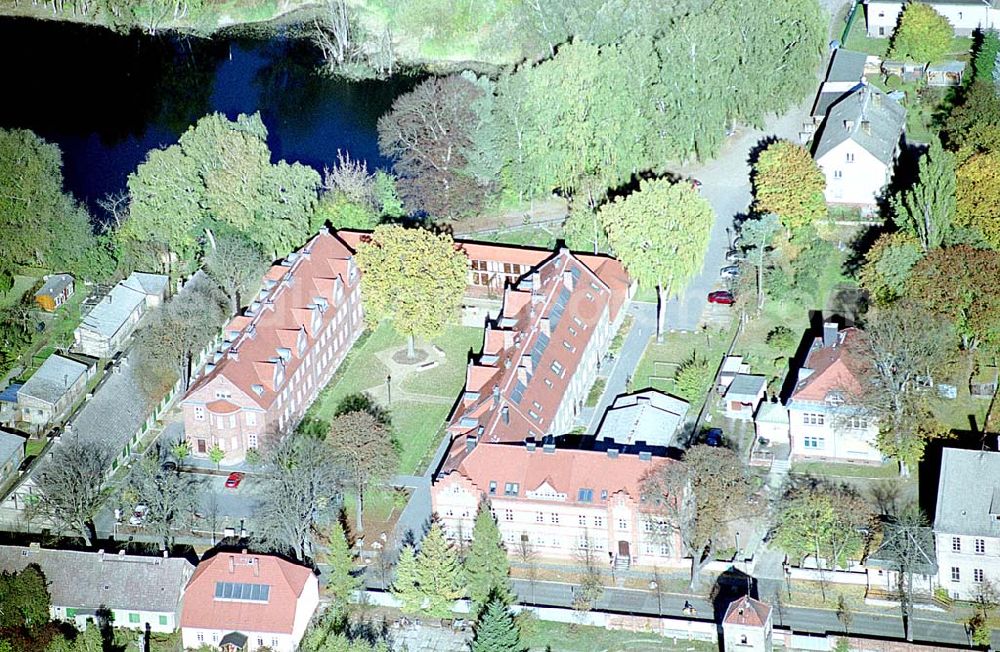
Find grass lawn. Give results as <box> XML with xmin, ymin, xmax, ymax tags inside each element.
<box><xmin>630</xmin><ymin>328</ymin><xmax>732</xmax><ymax>410</ymax></box>
<box><xmin>309</xmin><ymin>322</ymin><xmax>479</xmax><ymax>475</ymax></box>
<box><xmin>0</xmin><ymin>274</ymin><xmax>38</xmax><ymax>309</ymax></box>
<box><xmin>585</xmin><ymin>378</ymin><xmax>607</xmax><ymax>408</ymax></box>
<box><xmin>522</xmin><ymin>620</ymin><xmax>715</xmax><ymax>652</ymax></box>
<box><xmin>24</xmin><ymin>438</ymin><xmax>47</xmax><ymax>459</ymax></box>
<box><xmin>791</xmin><ymin>460</ymin><xmax>900</xmax><ymax>479</ymax></box>
<box><xmin>842</xmin><ymin>9</ymin><xmax>889</xmax><ymax>56</ymax></box>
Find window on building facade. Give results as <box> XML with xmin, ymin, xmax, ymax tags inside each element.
<box><xmin>488</xmin><ymin>481</ymin><xmax>497</xmax><ymax>495</ymax></box>
<box><xmin>504</xmin><ymin>510</ymin><xmax>513</xmax><ymax>521</ymax></box>
<box><xmin>214</xmin><ymin>390</ymin><xmax>232</xmax><ymax>399</ymax></box>
<box><xmin>504</xmin><ymin>482</ymin><xmax>519</xmax><ymax>496</ymax></box>
<box><xmin>846</xmin><ymin>152</ymin><xmax>854</xmax><ymax>163</ymax></box>
<box><xmin>600</xmin><ymin>489</ymin><xmax>608</xmax><ymax>501</ymax></box>
<box><xmin>594</xmin><ymin>516</ymin><xmax>604</xmax><ymax>528</ymax></box>
<box><xmin>833</xmin><ymin>170</ymin><xmax>843</xmax><ymax>179</ymax></box>
<box><xmin>550</xmin><ymin>360</ymin><xmax>564</xmax><ymax>376</ymax></box>
<box><xmin>847</xmin><ymin>416</ymin><xmax>868</xmax><ymax>429</ymax></box>
<box><xmin>803</xmin><ymin>436</ymin><xmax>824</xmax><ymax>449</ymax></box>
<box><xmin>951</xmin><ymin>567</ymin><xmax>961</xmax><ymax>582</ymax></box>
<box><xmin>197</xmin><ymin>633</ymin><xmax>204</xmax><ymax>642</ymax></box>
<box><xmin>248</xmin><ymin>433</ymin><xmax>258</xmax><ymax>449</ymax></box>
<box><xmin>536</xmin><ymin>512</ymin><xmax>544</xmax><ymax>523</ymax></box>
<box><xmin>194</xmin><ymin>406</ymin><xmax>205</xmax><ymax>421</ymax></box>
<box><xmin>618</xmin><ymin>518</ymin><xmax>628</xmax><ymax>530</ymax></box>
<box><xmin>551</xmin><ymin>513</ymin><xmax>560</xmax><ymax>524</ymax></box>
<box><xmin>953</xmin><ymin>537</ymin><xmax>962</xmax><ymax>552</ymax></box>
<box><xmin>975</xmin><ymin>568</ymin><xmax>985</xmax><ymax>583</ymax></box>
<box><xmin>578</xmin><ymin>515</ymin><xmax>587</xmax><ymax>526</ymax></box>
<box><xmin>578</xmin><ymin>488</ymin><xmax>593</xmax><ymax>502</ymax></box>
<box><xmin>976</xmin><ymin>538</ymin><xmax>986</xmax><ymax>554</ymax></box>
<box><xmin>802</xmin><ymin>413</ymin><xmax>825</xmax><ymax>425</ymax></box>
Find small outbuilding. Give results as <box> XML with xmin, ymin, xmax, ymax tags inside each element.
<box><xmin>754</xmin><ymin>401</ymin><xmax>789</xmax><ymax>445</ymax></box>
<box><xmin>0</xmin><ymin>429</ymin><xmax>25</xmax><ymax>494</ymax></box>
<box><xmin>17</xmin><ymin>354</ymin><xmax>95</xmax><ymax>431</ymax></box>
<box><xmin>722</xmin><ymin>595</ymin><xmax>773</xmax><ymax>652</ymax></box>
<box><xmin>927</xmin><ymin>61</ymin><xmax>966</xmax><ymax>87</ymax></box>
<box><xmin>724</xmin><ymin>374</ymin><xmax>767</xmax><ymax>421</ymax></box>
<box><xmin>33</xmin><ymin>274</ymin><xmax>75</xmax><ymax>312</ymax></box>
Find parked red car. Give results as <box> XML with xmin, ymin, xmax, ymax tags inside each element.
<box><xmin>708</xmin><ymin>290</ymin><xmax>735</xmax><ymax>305</ymax></box>
<box><xmin>225</xmin><ymin>472</ymin><xmax>245</xmax><ymax>489</ymax></box>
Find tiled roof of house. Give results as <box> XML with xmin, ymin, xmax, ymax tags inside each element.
<box><xmin>596</xmin><ymin>390</ymin><xmax>689</xmax><ymax>447</ymax></box>
<box><xmin>79</xmin><ymin>283</ymin><xmax>147</xmax><ymax>339</ymax></box>
<box><xmin>440</xmin><ymin>249</ymin><xmax>626</xmax><ymax>471</ymax></box>
<box><xmin>727</xmin><ymin>374</ymin><xmax>766</xmax><ymax>401</ymax></box>
<box><xmin>62</xmin><ymin>354</ymin><xmax>150</xmax><ymax>452</ymax></box>
<box><xmin>790</xmin><ymin>328</ymin><xmax>863</xmax><ymax>404</ymax></box>
<box><xmin>723</xmin><ymin>596</ymin><xmax>771</xmax><ymax>627</ymax></box>
<box><xmin>934</xmin><ymin>448</ymin><xmax>1000</xmax><ymax>537</ymax></box>
<box><xmin>0</xmin><ymin>429</ymin><xmax>24</xmax><ymax>466</ymax></box>
<box><xmin>814</xmin><ymin>84</ymin><xmax>905</xmax><ymax>165</ymax></box>
<box><xmin>184</xmin><ymin>231</ymin><xmax>357</xmax><ymax>411</ymax></box>
<box><xmin>826</xmin><ymin>49</ymin><xmax>866</xmax><ymax>84</ymax></box>
<box><xmin>448</xmin><ymin>440</ymin><xmax>669</xmax><ymax>504</ymax></box>
<box><xmin>0</xmin><ymin>545</ymin><xmax>193</xmax><ymax>613</ymax></box>
<box><xmin>121</xmin><ymin>271</ymin><xmax>169</xmax><ymax>298</ymax></box>
<box><xmin>336</xmin><ymin>230</ymin><xmax>631</xmax><ymax>320</ymax></box>
<box><xmin>180</xmin><ymin>552</ymin><xmax>314</xmax><ymax>634</ymax></box>
<box><xmin>19</xmin><ymin>354</ymin><xmax>90</xmax><ymax>406</ymax></box>
<box><xmin>34</xmin><ymin>274</ymin><xmax>74</xmax><ymax>299</ymax></box>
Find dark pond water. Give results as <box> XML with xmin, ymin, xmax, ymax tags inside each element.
<box><xmin>0</xmin><ymin>18</ymin><xmax>414</xmax><ymax>210</ymax></box>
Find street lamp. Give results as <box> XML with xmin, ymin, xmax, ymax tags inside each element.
<box><xmin>649</xmin><ymin>580</ymin><xmax>661</xmax><ymax>617</ymax></box>
<box><xmin>735</xmin><ymin>531</ymin><xmax>741</xmax><ymax>569</ymax></box>
<box><xmin>386</xmin><ymin>374</ymin><xmax>392</xmax><ymax>406</ymax></box>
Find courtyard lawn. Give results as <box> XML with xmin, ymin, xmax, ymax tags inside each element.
<box><xmin>522</xmin><ymin>620</ymin><xmax>716</xmax><ymax>652</ymax></box>
<box><xmin>630</xmin><ymin>328</ymin><xmax>733</xmax><ymax>410</ymax></box>
<box><xmin>791</xmin><ymin>460</ymin><xmax>901</xmax><ymax>480</ymax></box>
<box><xmin>309</xmin><ymin>321</ymin><xmax>480</xmax><ymax>476</ymax></box>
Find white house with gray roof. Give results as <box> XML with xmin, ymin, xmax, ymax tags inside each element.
<box><xmin>596</xmin><ymin>390</ymin><xmax>689</xmax><ymax>448</ymax></box>
<box><xmin>74</xmin><ymin>271</ymin><xmax>168</xmax><ymax>358</ymax></box>
<box><xmin>865</xmin><ymin>0</ymin><xmax>1000</xmax><ymax>38</ymax></box>
<box><xmin>0</xmin><ymin>429</ymin><xmax>25</xmax><ymax>495</ymax></box>
<box><xmin>934</xmin><ymin>448</ymin><xmax>1000</xmax><ymax>600</ymax></box>
<box><xmin>0</xmin><ymin>543</ymin><xmax>193</xmax><ymax>633</ymax></box>
<box><xmin>813</xmin><ymin>84</ymin><xmax>906</xmax><ymax>209</ymax></box>
<box><xmin>17</xmin><ymin>354</ymin><xmax>94</xmax><ymax>431</ymax></box>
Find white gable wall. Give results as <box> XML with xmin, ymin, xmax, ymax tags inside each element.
<box><xmin>816</xmin><ymin>140</ymin><xmax>890</xmax><ymax>207</ymax></box>
<box><xmin>866</xmin><ymin>1</ymin><xmax>999</xmax><ymax>37</ymax></box>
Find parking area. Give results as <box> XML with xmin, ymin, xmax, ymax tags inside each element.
<box><xmin>191</xmin><ymin>471</ymin><xmax>261</xmax><ymax>539</ymax></box>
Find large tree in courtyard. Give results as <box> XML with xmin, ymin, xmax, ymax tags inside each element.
<box><xmin>955</xmin><ymin>150</ymin><xmax>1000</xmax><ymax>249</ymax></box>
<box><xmin>29</xmin><ymin>440</ymin><xmax>115</xmax><ymax>547</ymax></box>
<box><xmin>465</xmin><ymin>502</ymin><xmax>514</xmax><ymax>614</ymax></box>
<box><xmin>119</xmin><ymin>452</ymin><xmax>203</xmax><ymax>550</ymax></box>
<box><xmin>752</xmin><ymin>140</ymin><xmax>826</xmax><ymax>232</ymax></box>
<box><xmin>377</xmin><ymin>75</ymin><xmax>487</xmax><ymax>219</ymax></box>
<box><xmin>354</xmin><ymin>225</ymin><xmax>467</xmax><ymax>358</ymax></box>
<box><xmin>326</xmin><ymin>410</ymin><xmax>398</xmax><ymax>533</ymax></box>
<box><xmin>846</xmin><ymin>302</ymin><xmax>955</xmax><ymax>475</ymax></box>
<box><xmin>641</xmin><ymin>446</ymin><xmax>756</xmax><ymax>588</ymax></box>
<box><xmin>599</xmin><ymin>178</ymin><xmax>713</xmax><ymax>340</ymax></box>
<box><xmin>392</xmin><ymin>523</ymin><xmax>465</xmax><ymax>617</ymax></box>
<box><xmin>891</xmin><ymin>139</ymin><xmax>956</xmax><ymax>252</ymax></box>
<box><xmin>887</xmin><ymin>3</ymin><xmax>953</xmax><ymax>64</ymax></box>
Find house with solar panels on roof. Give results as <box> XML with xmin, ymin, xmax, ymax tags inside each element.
<box><xmin>180</xmin><ymin>551</ymin><xmax>318</xmax><ymax>652</ymax></box>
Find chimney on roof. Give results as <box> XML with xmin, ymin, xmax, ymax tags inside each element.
<box><xmin>118</xmin><ymin>549</ymin><xmax>126</xmax><ymax>557</ymax></box>
<box><xmin>843</xmin><ymin>119</ymin><xmax>855</xmax><ymax>130</ymax></box>
<box><xmin>862</xmin><ymin>120</ymin><xmax>871</xmax><ymax>135</ymax></box>
<box><xmin>525</xmin><ymin>438</ymin><xmax>536</xmax><ymax>452</ymax></box>
<box><xmin>517</xmin><ymin>366</ymin><xmax>528</xmax><ymax>386</ymax></box>
<box><xmin>501</xmin><ymin>406</ymin><xmax>510</xmax><ymax>425</ymax></box>
<box><xmin>639</xmin><ymin>451</ymin><xmax>652</xmax><ymax>462</ymax></box>
<box><xmin>98</xmin><ymin>549</ymin><xmax>105</xmax><ymax>561</ymax></box>
<box><xmin>539</xmin><ymin>317</ymin><xmax>551</xmax><ymax>337</ymax></box>
<box><xmin>531</xmin><ymin>271</ymin><xmax>541</xmax><ymax>294</ymax></box>
<box><xmin>562</xmin><ymin>269</ymin><xmax>574</xmax><ymax>291</ymax></box>
<box><xmin>823</xmin><ymin>322</ymin><xmax>838</xmax><ymax>348</ymax></box>
<box><xmin>253</xmin><ymin>558</ymin><xmax>260</xmax><ymax>577</ymax></box>
<box><xmin>229</xmin><ymin>555</ymin><xmax>235</xmax><ymax>573</ymax></box>
<box><xmin>542</xmin><ymin>441</ymin><xmax>556</xmax><ymax>454</ymax></box>
<box><xmin>607</xmin><ymin>448</ymin><xmax>619</xmax><ymax>459</ymax></box>
<box><xmin>466</xmin><ymin>435</ymin><xmax>478</xmax><ymax>453</ymax></box>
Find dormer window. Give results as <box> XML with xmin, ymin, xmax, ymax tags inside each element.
<box><xmin>826</xmin><ymin>391</ymin><xmax>844</xmax><ymax>406</ymax></box>
<box><xmin>297</xmin><ymin>328</ymin><xmax>308</xmax><ymax>357</ymax></box>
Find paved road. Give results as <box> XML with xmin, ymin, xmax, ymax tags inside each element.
<box><xmin>581</xmin><ymin>301</ymin><xmax>657</xmax><ymax>434</ymax></box>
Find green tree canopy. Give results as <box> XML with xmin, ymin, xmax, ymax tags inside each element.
<box><xmin>955</xmin><ymin>150</ymin><xmax>1000</xmax><ymax>248</ymax></box>
<box><xmin>324</xmin><ymin>522</ymin><xmax>361</xmax><ymax>608</ymax></box>
<box><xmin>887</xmin><ymin>3</ymin><xmax>953</xmax><ymax>64</ymax></box>
<box><xmin>0</xmin><ymin>566</ymin><xmax>51</xmax><ymax>630</ymax></box>
<box><xmin>354</xmin><ymin>225</ymin><xmax>467</xmax><ymax>357</ymax></box>
<box><xmin>752</xmin><ymin>140</ymin><xmax>827</xmax><ymax>232</ymax></box>
<box><xmin>598</xmin><ymin>178</ymin><xmax>713</xmax><ymax>338</ymax></box>
<box><xmin>773</xmin><ymin>482</ymin><xmax>873</xmax><ymax>568</ymax></box>
<box><xmin>392</xmin><ymin>523</ymin><xmax>465</xmax><ymax>617</ymax></box>
<box><xmin>471</xmin><ymin>596</ymin><xmax>525</xmax><ymax>652</ymax></box>
<box><xmin>859</xmin><ymin>232</ymin><xmax>924</xmax><ymax>306</ymax></box>
<box><xmin>122</xmin><ymin>112</ymin><xmax>320</xmax><ymax>271</ymax></box>
<box><xmin>465</xmin><ymin>502</ymin><xmax>513</xmax><ymax>614</ymax></box>
<box><xmin>891</xmin><ymin>140</ymin><xmax>956</xmax><ymax>252</ymax></box>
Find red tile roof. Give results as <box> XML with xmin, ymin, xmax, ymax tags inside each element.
<box><xmin>449</xmin><ymin>442</ymin><xmax>671</xmax><ymax>504</ymax></box>
<box><xmin>184</xmin><ymin>231</ymin><xmax>358</xmax><ymax>410</ymax></box>
<box><xmin>336</xmin><ymin>230</ymin><xmax>630</xmax><ymax>320</ymax></box>
<box><xmin>441</xmin><ymin>249</ymin><xmax>626</xmax><ymax>471</ymax></box>
<box><xmin>723</xmin><ymin>596</ymin><xmax>771</xmax><ymax>627</ymax></box>
<box><xmin>791</xmin><ymin>328</ymin><xmax>864</xmax><ymax>402</ymax></box>
<box><xmin>180</xmin><ymin>553</ymin><xmax>314</xmax><ymax>634</ymax></box>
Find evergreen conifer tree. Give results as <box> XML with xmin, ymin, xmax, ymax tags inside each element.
<box><xmin>325</xmin><ymin>522</ymin><xmax>361</xmax><ymax>608</ymax></box>
<box><xmin>413</xmin><ymin>523</ymin><xmax>466</xmax><ymax>617</ymax></box>
<box><xmin>471</xmin><ymin>597</ymin><xmax>525</xmax><ymax>652</ymax></box>
<box><xmin>466</xmin><ymin>502</ymin><xmax>514</xmax><ymax>614</ymax></box>
<box><xmin>391</xmin><ymin>547</ymin><xmax>423</xmax><ymax>614</ymax></box>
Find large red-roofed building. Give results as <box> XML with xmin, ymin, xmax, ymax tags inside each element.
<box><xmin>180</xmin><ymin>552</ymin><xmax>318</xmax><ymax>652</ymax></box>
<box><xmin>180</xmin><ymin>230</ymin><xmax>363</xmax><ymax>463</ymax></box>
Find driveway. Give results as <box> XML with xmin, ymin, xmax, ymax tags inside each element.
<box><xmin>664</xmin><ymin>96</ymin><xmax>816</xmax><ymax>332</ymax></box>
